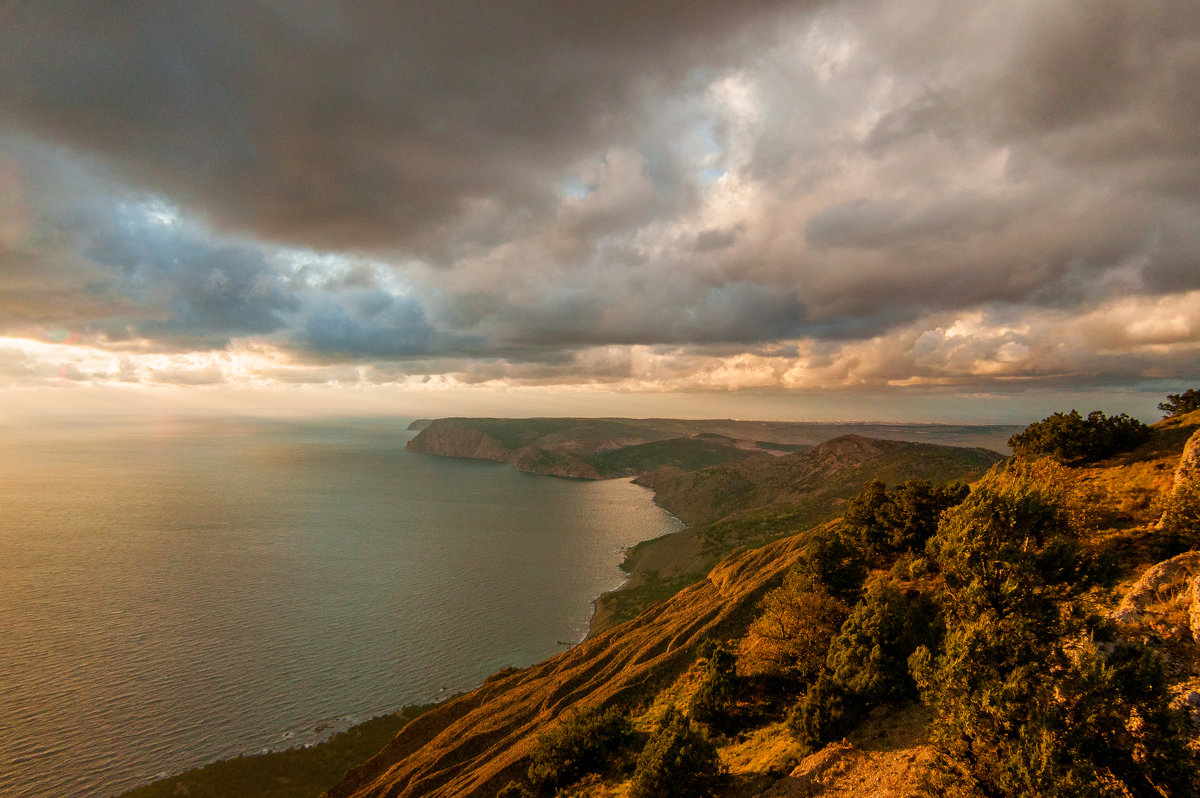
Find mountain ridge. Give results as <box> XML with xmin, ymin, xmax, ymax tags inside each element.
<box><xmin>405</xmin><ymin>417</ymin><xmax>1017</xmax><ymax>479</ymax></box>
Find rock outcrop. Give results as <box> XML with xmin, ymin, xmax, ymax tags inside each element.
<box><xmin>1173</xmin><ymin>429</ymin><xmax>1200</xmax><ymax>490</ymax></box>
<box><xmin>1111</xmin><ymin>551</ymin><xmax>1200</xmax><ymax>624</ymax></box>
<box><xmin>405</xmin><ymin>420</ymin><xmax>511</xmax><ymax>463</ymax></box>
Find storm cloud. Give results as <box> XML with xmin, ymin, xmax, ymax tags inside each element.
<box><xmin>0</xmin><ymin>0</ymin><xmax>1197</xmax><ymax>400</ymax></box>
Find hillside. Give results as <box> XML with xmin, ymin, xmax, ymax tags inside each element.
<box><xmin>405</xmin><ymin>417</ymin><xmax>1017</xmax><ymax>478</ymax></box>
<box><xmin>595</xmin><ymin>435</ymin><xmax>1003</xmax><ymax>631</ymax></box>
<box><xmin>321</xmin><ymin>412</ymin><xmax>1200</xmax><ymax>798</ymax></box>
<box><xmin>323</xmin><ymin>532</ymin><xmax>814</xmax><ymax>798</ymax></box>
<box><xmin>635</xmin><ymin>435</ymin><xmax>1002</xmax><ymax>527</ymax></box>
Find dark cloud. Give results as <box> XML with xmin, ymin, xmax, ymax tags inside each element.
<box><xmin>299</xmin><ymin>290</ymin><xmax>440</xmax><ymax>357</ymax></box>
<box><xmin>83</xmin><ymin>211</ymin><xmax>298</xmax><ymax>343</ymax></box>
<box><xmin>0</xmin><ymin>0</ymin><xmax>802</xmax><ymax>250</ymax></box>
<box><xmin>0</xmin><ymin>0</ymin><xmax>1197</xmax><ymax>392</ymax></box>
<box><xmin>0</xmin><ymin>147</ymin><xmax>458</xmax><ymax>358</ymax></box>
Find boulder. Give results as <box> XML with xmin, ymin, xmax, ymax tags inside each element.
<box><xmin>1111</xmin><ymin>551</ymin><xmax>1200</xmax><ymax>624</ymax></box>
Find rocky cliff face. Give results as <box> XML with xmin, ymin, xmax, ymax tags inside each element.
<box><xmin>1174</xmin><ymin>428</ymin><xmax>1200</xmax><ymax>490</ymax></box>
<box><xmin>405</xmin><ymin>420</ymin><xmax>510</xmax><ymax>463</ymax></box>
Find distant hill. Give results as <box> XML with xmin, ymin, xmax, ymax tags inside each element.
<box><xmin>405</xmin><ymin>417</ymin><xmax>1017</xmax><ymax>478</ymax></box>
<box><xmin>636</xmin><ymin>434</ymin><xmax>1003</xmax><ymax>527</ymax></box>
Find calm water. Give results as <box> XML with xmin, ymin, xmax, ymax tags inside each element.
<box><xmin>0</xmin><ymin>417</ymin><xmax>682</xmax><ymax>798</ymax></box>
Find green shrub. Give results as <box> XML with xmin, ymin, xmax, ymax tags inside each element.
<box><xmin>689</xmin><ymin>644</ymin><xmax>738</xmax><ymax>729</ymax></box>
<box><xmin>914</xmin><ymin>460</ymin><xmax>1194</xmax><ymax>797</ymax></box>
<box><xmin>1155</xmin><ymin>473</ymin><xmax>1200</xmax><ymax>556</ymax></box>
<box><xmin>800</xmin><ymin>523</ymin><xmax>868</xmax><ymax>602</ymax></box>
<box><xmin>1007</xmin><ymin>409</ymin><xmax>1149</xmax><ymax>463</ymax></box>
<box><xmin>496</xmin><ymin>780</ymin><xmax>534</xmax><ymax>798</ymax></box>
<box><xmin>787</xmin><ymin>670</ymin><xmax>858</xmax><ymax>751</ymax></box>
<box><xmin>1160</xmin><ymin>388</ymin><xmax>1200</xmax><ymax>418</ymax></box>
<box><xmin>844</xmin><ymin>479</ymin><xmax>969</xmax><ymax>559</ymax></box>
<box><xmin>788</xmin><ymin>578</ymin><xmax>939</xmax><ymax>749</ymax></box>
<box><xmin>824</xmin><ymin>579</ymin><xmax>938</xmax><ymax>704</ymax></box>
<box><xmin>526</xmin><ymin>705</ymin><xmax>634</xmax><ymax>793</ymax></box>
<box><xmin>630</xmin><ymin>707</ymin><xmax>724</xmax><ymax>798</ymax></box>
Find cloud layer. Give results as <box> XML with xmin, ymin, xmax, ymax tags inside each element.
<box><xmin>0</xmin><ymin>0</ymin><xmax>1197</xmax><ymax>402</ymax></box>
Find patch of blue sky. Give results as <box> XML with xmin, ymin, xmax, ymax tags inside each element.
<box><xmin>686</xmin><ymin>120</ymin><xmax>727</xmax><ymax>185</ymax></box>
<box><xmin>560</xmin><ymin>176</ymin><xmax>594</xmax><ymax>198</ymax></box>
<box><xmin>116</xmin><ymin>196</ymin><xmax>181</xmax><ymax>229</ymax></box>
<box><xmin>140</xmin><ymin>197</ymin><xmax>180</xmax><ymax>226</ymax></box>
<box><xmin>275</xmin><ymin>247</ymin><xmax>416</xmax><ymax>297</ymax></box>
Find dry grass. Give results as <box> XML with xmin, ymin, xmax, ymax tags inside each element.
<box><xmin>762</xmin><ymin>704</ymin><xmax>933</xmax><ymax>798</ymax></box>
<box><xmin>1076</xmin><ymin>410</ymin><xmax>1200</xmax><ymax>529</ymax></box>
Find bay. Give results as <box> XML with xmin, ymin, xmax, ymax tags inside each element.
<box><xmin>0</xmin><ymin>417</ymin><xmax>682</xmax><ymax>798</ymax></box>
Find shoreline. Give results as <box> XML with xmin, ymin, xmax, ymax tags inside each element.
<box><xmin>115</xmin><ymin>705</ymin><xmax>442</xmax><ymax>798</ymax></box>
<box><xmin>585</xmin><ymin>478</ymin><xmax>688</xmax><ymax>638</ymax></box>
<box><xmin>118</xmin><ymin>472</ymin><xmax>674</xmax><ymax>798</ymax></box>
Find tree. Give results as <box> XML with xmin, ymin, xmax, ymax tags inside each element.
<box><xmin>1008</xmin><ymin>410</ymin><xmax>1148</xmax><ymax>463</ymax></box>
<box><xmin>800</xmin><ymin>523</ymin><xmax>868</xmax><ymax>603</ymax></box>
<box><xmin>843</xmin><ymin>479</ymin><xmax>969</xmax><ymax>559</ymax></box>
<box><xmin>912</xmin><ymin>459</ymin><xmax>1193</xmax><ymax>797</ymax></box>
<box><xmin>1155</xmin><ymin>471</ymin><xmax>1200</xmax><ymax>556</ymax></box>
<box><xmin>689</xmin><ymin>643</ymin><xmax>738</xmax><ymax>729</ymax></box>
<box><xmin>630</xmin><ymin>707</ymin><xmax>724</xmax><ymax>798</ymax></box>
<box><xmin>737</xmin><ymin>569</ymin><xmax>848</xmax><ymax>681</ymax></box>
<box><xmin>1159</xmin><ymin>388</ymin><xmax>1200</xmax><ymax>418</ymax></box>
<box><xmin>788</xmin><ymin>578</ymin><xmax>939</xmax><ymax>750</ymax></box>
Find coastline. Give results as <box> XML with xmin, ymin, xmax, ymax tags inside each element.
<box><xmin>115</xmin><ymin>706</ymin><xmax>440</xmax><ymax>798</ymax></box>
<box><xmin>586</xmin><ymin>479</ymin><xmax>689</xmax><ymax>637</ymax></box>
<box><xmin>116</xmin><ymin>471</ymin><xmax>674</xmax><ymax>798</ymax></box>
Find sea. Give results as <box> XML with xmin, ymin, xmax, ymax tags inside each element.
<box><xmin>0</xmin><ymin>417</ymin><xmax>683</xmax><ymax>798</ymax></box>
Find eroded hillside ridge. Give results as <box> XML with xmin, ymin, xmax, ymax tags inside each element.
<box><xmin>322</xmin><ymin>533</ymin><xmax>812</xmax><ymax>798</ymax></box>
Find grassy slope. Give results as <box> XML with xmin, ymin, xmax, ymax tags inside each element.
<box><xmin>587</xmin><ymin>436</ymin><xmax>765</xmax><ymax>477</ymax></box>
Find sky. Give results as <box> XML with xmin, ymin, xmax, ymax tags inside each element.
<box><xmin>0</xmin><ymin>0</ymin><xmax>1197</xmax><ymax>423</ymax></box>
